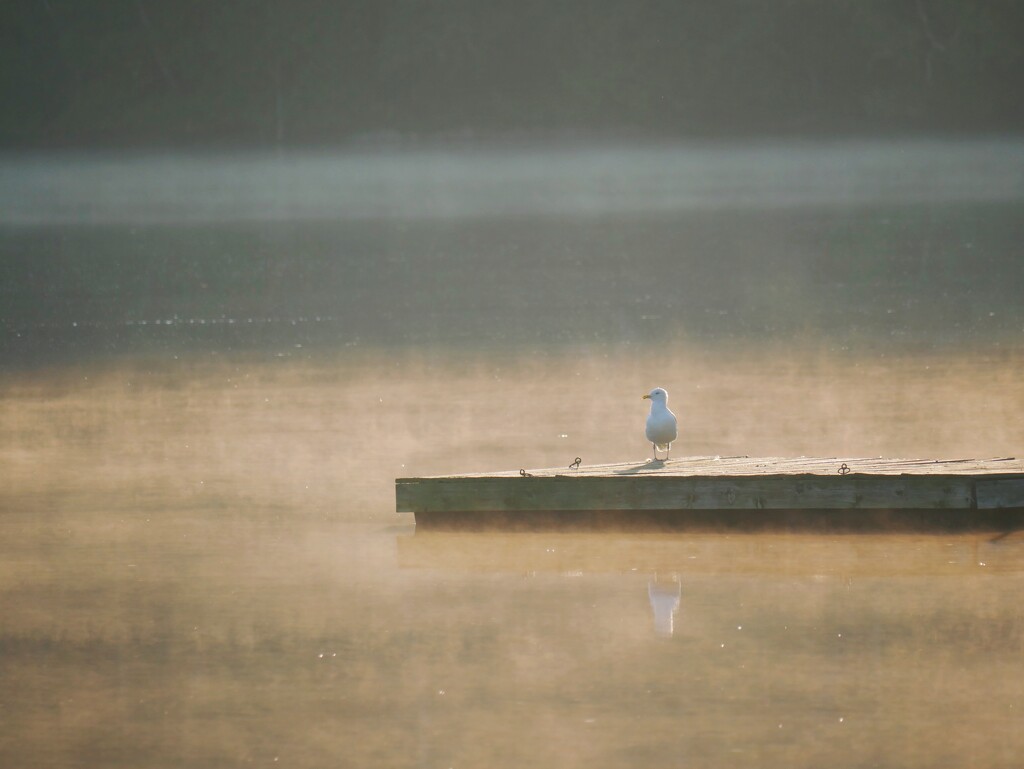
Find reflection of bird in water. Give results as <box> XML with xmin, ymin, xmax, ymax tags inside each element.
<box><xmin>643</xmin><ymin>387</ymin><xmax>678</xmax><ymax>461</ymax></box>
<box><xmin>648</xmin><ymin>577</ymin><xmax>681</xmax><ymax>637</ymax></box>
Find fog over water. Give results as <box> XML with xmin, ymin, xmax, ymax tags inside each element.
<box><xmin>3</xmin><ymin>139</ymin><xmax>1022</xmax><ymax>225</ymax></box>
<box><xmin>3</xmin><ymin>140</ymin><xmax>1024</xmax><ymax>371</ymax></box>
<box><xmin>3</xmin><ymin>23</ymin><xmax>1024</xmax><ymax>764</ymax></box>
<box><xmin>4</xmin><ymin>344</ymin><xmax>1024</xmax><ymax>768</ymax></box>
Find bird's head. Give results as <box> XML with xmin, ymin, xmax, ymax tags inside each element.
<box><xmin>643</xmin><ymin>387</ymin><xmax>668</xmax><ymax>403</ymax></box>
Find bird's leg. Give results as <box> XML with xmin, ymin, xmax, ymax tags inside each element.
<box><xmin>651</xmin><ymin>443</ymin><xmax>664</xmax><ymax>462</ymax></box>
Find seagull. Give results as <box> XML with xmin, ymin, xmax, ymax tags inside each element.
<box><xmin>643</xmin><ymin>387</ymin><xmax>678</xmax><ymax>461</ymax></box>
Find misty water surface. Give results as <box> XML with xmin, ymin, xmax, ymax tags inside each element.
<box><xmin>2</xmin><ymin>142</ymin><xmax>1024</xmax><ymax>768</ymax></box>
<box><xmin>3</xmin><ymin>140</ymin><xmax>1023</xmax><ymax>225</ymax></box>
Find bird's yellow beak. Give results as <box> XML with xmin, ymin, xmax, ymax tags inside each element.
<box><xmin>642</xmin><ymin>394</ymin><xmax>651</xmax><ymax>400</ymax></box>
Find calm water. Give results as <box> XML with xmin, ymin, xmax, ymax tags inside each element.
<box><xmin>3</xmin><ymin>142</ymin><xmax>1024</xmax><ymax>767</ymax></box>
<box><xmin>3</xmin><ymin>349</ymin><xmax>1024</xmax><ymax>768</ymax></box>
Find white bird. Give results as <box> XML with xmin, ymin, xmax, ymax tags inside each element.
<box><xmin>643</xmin><ymin>387</ymin><xmax>678</xmax><ymax>461</ymax></box>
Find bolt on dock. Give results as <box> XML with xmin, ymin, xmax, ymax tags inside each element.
<box><xmin>396</xmin><ymin>456</ymin><xmax>1024</xmax><ymax>529</ymax></box>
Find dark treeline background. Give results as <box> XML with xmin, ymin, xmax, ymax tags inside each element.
<box><xmin>3</xmin><ymin>0</ymin><xmax>1023</xmax><ymax>148</ymax></box>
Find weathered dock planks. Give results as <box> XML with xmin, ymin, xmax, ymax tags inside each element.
<box><xmin>395</xmin><ymin>456</ymin><xmax>1024</xmax><ymax>528</ymax></box>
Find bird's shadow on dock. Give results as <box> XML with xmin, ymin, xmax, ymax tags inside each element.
<box><xmin>614</xmin><ymin>460</ymin><xmax>667</xmax><ymax>475</ymax></box>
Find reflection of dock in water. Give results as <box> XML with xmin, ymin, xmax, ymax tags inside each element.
<box><xmin>397</xmin><ymin>531</ymin><xmax>1024</xmax><ymax>637</ymax></box>
<box><xmin>396</xmin><ymin>530</ymin><xmax>1024</xmax><ymax>578</ymax></box>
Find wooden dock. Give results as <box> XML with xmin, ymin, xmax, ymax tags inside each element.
<box><xmin>396</xmin><ymin>456</ymin><xmax>1024</xmax><ymax>529</ymax></box>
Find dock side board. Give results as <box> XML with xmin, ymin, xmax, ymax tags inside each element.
<box><xmin>396</xmin><ymin>456</ymin><xmax>1024</xmax><ymax>515</ymax></box>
